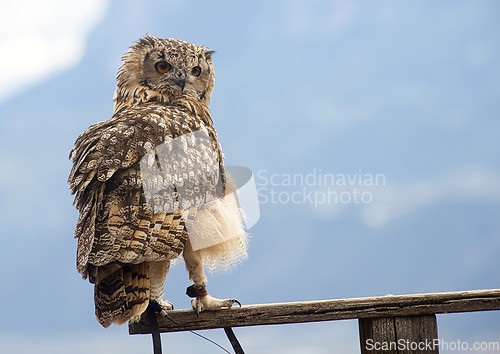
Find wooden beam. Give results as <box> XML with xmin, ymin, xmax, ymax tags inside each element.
<box><xmin>359</xmin><ymin>315</ymin><xmax>439</xmax><ymax>354</ymax></box>
<box><xmin>129</xmin><ymin>289</ymin><xmax>500</xmax><ymax>335</ymax></box>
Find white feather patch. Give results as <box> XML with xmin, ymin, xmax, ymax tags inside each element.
<box><xmin>185</xmin><ymin>176</ymin><xmax>248</xmax><ymax>271</ymax></box>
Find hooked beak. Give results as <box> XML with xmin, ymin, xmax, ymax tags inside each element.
<box><xmin>176</xmin><ymin>77</ymin><xmax>186</xmax><ymax>91</ymax></box>
<box><xmin>175</xmin><ymin>72</ymin><xmax>186</xmax><ymax>91</ymax></box>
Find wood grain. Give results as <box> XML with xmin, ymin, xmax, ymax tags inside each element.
<box><xmin>359</xmin><ymin>315</ymin><xmax>439</xmax><ymax>354</ymax></box>
<box><xmin>129</xmin><ymin>289</ymin><xmax>500</xmax><ymax>334</ymax></box>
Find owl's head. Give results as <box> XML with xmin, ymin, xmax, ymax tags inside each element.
<box><xmin>114</xmin><ymin>36</ymin><xmax>215</xmax><ymax>111</ymax></box>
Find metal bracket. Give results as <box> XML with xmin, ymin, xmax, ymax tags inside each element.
<box><xmin>224</xmin><ymin>327</ymin><xmax>245</xmax><ymax>354</ymax></box>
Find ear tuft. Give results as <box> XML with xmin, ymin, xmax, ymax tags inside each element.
<box><xmin>205</xmin><ymin>49</ymin><xmax>215</xmax><ymax>59</ymax></box>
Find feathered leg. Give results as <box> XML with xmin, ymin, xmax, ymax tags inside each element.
<box><xmin>149</xmin><ymin>260</ymin><xmax>174</xmax><ymax>311</ymax></box>
<box><xmin>183</xmin><ymin>238</ymin><xmax>240</xmax><ymax>314</ymax></box>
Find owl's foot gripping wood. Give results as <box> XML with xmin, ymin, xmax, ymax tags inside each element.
<box><xmin>156</xmin><ymin>299</ymin><xmax>174</xmax><ymax>311</ymax></box>
<box><xmin>143</xmin><ymin>299</ymin><xmax>174</xmax><ymax>316</ymax></box>
<box><xmin>183</xmin><ymin>239</ymin><xmax>241</xmax><ymax>315</ymax></box>
<box><xmin>191</xmin><ymin>296</ymin><xmax>241</xmax><ymax>315</ymax></box>
<box><xmin>186</xmin><ymin>284</ymin><xmax>241</xmax><ymax>315</ymax></box>
<box><xmin>130</xmin><ymin>298</ymin><xmax>174</xmax><ymax>323</ymax></box>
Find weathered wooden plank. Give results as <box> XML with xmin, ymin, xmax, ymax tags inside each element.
<box><xmin>129</xmin><ymin>289</ymin><xmax>500</xmax><ymax>334</ymax></box>
<box><xmin>359</xmin><ymin>317</ymin><xmax>397</xmax><ymax>354</ymax></box>
<box><xmin>395</xmin><ymin>315</ymin><xmax>439</xmax><ymax>354</ymax></box>
<box><xmin>359</xmin><ymin>315</ymin><xmax>439</xmax><ymax>354</ymax></box>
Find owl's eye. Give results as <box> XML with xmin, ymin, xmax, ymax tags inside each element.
<box><xmin>155</xmin><ymin>61</ymin><xmax>172</xmax><ymax>73</ymax></box>
<box><xmin>191</xmin><ymin>66</ymin><xmax>202</xmax><ymax>77</ymax></box>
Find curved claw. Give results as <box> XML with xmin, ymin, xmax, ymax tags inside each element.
<box><xmin>193</xmin><ymin>299</ymin><xmax>203</xmax><ymax>316</ymax></box>
<box><xmin>220</xmin><ymin>298</ymin><xmax>241</xmax><ymax>309</ymax></box>
<box><xmin>230</xmin><ymin>299</ymin><xmax>241</xmax><ymax>307</ymax></box>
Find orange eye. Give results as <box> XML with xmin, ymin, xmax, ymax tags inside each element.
<box><xmin>191</xmin><ymin>66</ymin><xmax>202</xmax><ymax>77</ymax></box>
<box><xmin>155</xmin><ymin>61</ymin><xmax>172</xmax><ymax>73</ymax></box>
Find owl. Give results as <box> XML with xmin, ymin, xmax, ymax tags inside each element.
<box><xmin>68</xmin><ymin>36</ymin><xmax>248</xmax><ymax>327</ymax></box>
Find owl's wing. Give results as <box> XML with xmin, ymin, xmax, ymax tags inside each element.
<box><xmin>69</xmin><ymin>103</ymin><xmax>223</xmax><ymax>276</ymax></box>
<box><xmin>69</xmin><ymin>105</ymin><xmax>169</xmax><ymax>194</ymax></box>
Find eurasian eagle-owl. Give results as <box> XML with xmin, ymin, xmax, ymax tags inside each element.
<box><xmin>68</xmin><ymin>36</ymin><xmax>247</xmax><ymax>327</ymax></box>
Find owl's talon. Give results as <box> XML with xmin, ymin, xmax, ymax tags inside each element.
<box><xmin>191</xmin><ymin>295</ymin><xmax>241</xmax><ymax>314</ymax></box>
<box><xmin>149</xmin><ymin>299</ymin><xmax>174</xmax><ymax>316</ymax></box>
<box><xmin>230</xmin><ymin>299</ymin><xmax>241</xmax><ymax>307</ymax></box>
<box><xmin>159</xmin><ymin>299</ymin><xmax>174</xmax><ymax>311</ymax></box>
<box><xmin>196</xmin><ymin>301</ymin><xmax>203</xmax><ymax>316</ymax></box>
<box><xmin>191</xmin><ymin>298</ymin><xmax>203</xmax><ymax>315</ymax></box>
<box><xmin>219</xmin><ymin>298</ymin><xmax>241</xmax><ymax>308</ymax></box>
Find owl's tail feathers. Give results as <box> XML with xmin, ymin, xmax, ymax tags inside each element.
<box><xmin>91</xmin><ymin>262</ymin><xmax>150</xmax><ymax>328</ymax></box>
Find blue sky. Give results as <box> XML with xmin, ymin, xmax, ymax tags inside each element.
<box><xmin>0</xmin><ymin>0</ymin><xmax>499</xmax><ymax>353</ymax></box>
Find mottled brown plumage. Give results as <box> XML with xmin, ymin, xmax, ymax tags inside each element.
<box><xmin>69</xmin><ymin>36</ymin><xmax>247</xmax><ymax>327</ymax></box>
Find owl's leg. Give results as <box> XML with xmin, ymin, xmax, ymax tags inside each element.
<box><xmin>149</xmin><ymin>260</ymin><xmax>174</xmax><ymax>312</ymax></box>
<box><xmin>183</xmin><ymin>239</ymin><xmax>241</xmax><ymax>314</ymax></box>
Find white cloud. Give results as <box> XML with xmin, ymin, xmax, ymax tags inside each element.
<box><xmin>361</xmin><ymin>167</ymin><xmax>500</xmax><ymax>228</ymax></box>
<box><xmin>0</xmin><ymin>0</ymin><xmax>109</xmax><ymax>104</ymax></box>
